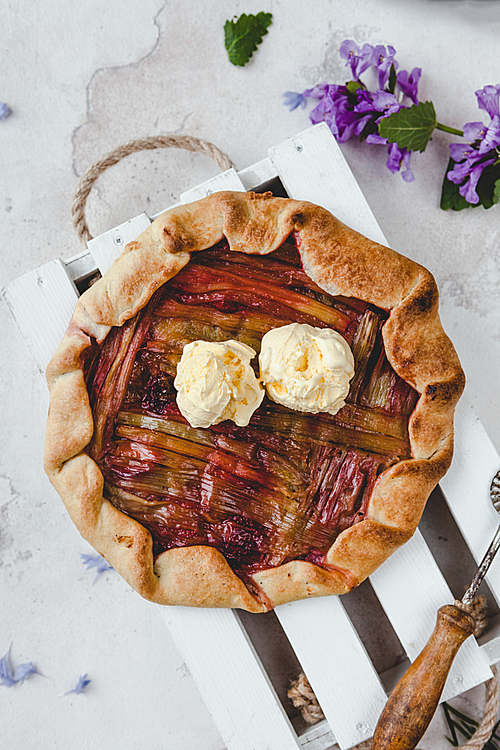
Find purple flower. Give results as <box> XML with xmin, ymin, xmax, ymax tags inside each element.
<box><xmin>372</xmin><ymin>45</ymin><xmax>398</xmax><ymax>89</ymax></box>
<box><xmin>357</xmin><ymin>89</ymin><xmax>400</xmax><ymax>117</ymax></box>
<box><xmin>286</xmin><ymin>39</ymin><xmax>423</xmax><ymax>182</ymax></box>
<box><xmin>466</xmin><ymin>85</ymin><xmax>500</xmax><ymax>154</ymax></box>
<box><xmin>463</xmin><ymin>121</ymin><xmax>487</xmax><ymax>143</ymax></box>
<box><xmin>0</xmin><ymin>102</ymin><xmax>11</xmax><ymax>121</ymax></box>
<box><xmin>396</xmin><ymin>68</ymin><xmax>421</xmax><ymax>105</ymax></box>
<box><xmin>308</xmin><ymin>84</ymin><xmax>349</xmax><ymax>139</ymax></box>
<box><xmin>81</xmin><ymin>553</ymin><xmax>114</xmax><ymax>583</ymax></box>
<box><xmin>447</xmin><ymin>143</ymin><xmax>496</xmax><ymax>203</ymax></box>
<box><xmin>63</xmin><ymin>674</ymin><xmax>91</xmax><ymax>696</ymax></box>
<box><xmin>0</xmin><ymin>645</ymin><xmax>39</xmax><ymax>688</ymax></box>
<box><xmin>475</xmin><ymin>84</ymin><xmax>500</xmax><ymax>119</ymax></box>
<box><xmin>386</xmin><ymin>144</ymin><xmax>415</xmax><ymax>182</ymax></box>
<box><xmin>446</xmin><ymin>83</ymin><xmax>500</xmax><ymax>203</ymax></box>
<box><xmin>339</xmin><ymin>40</ymin><xmax>375</xmax><ymax>81</ymax></box>
<box><xmin>303</xmin><ymin>83</ymin><xmax>329</xmax><ymax>100</ymax></box>
<box><xmin>478</xmin><ymin>115</ymin><xmax>500</xmax><ymax>154</ymax></box>
<box><xmin>283</xmin><ymin>91</ymin><xmax>306</xmax><ymax>111</ymax></box>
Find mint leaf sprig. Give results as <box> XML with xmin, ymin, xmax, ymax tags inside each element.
<box><xmin>285</xmin><ymin>40</ymin><xmax>500</xmax><ymax>210</ymax></box>
<box><xmin>224</xmin><ymin>12</ymin><xmax>272</xmax><ymax>67</ymax></box>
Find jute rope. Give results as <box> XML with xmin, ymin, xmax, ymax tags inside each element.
<box><xmin>289</xmin><ymin>597</ymin><xmax>499</xmax><ymax>749</ymax></box>
<box><xmin>71</xmin><ymin>134</ymin><xmax>235</xmax><ymax>245</ymax></box>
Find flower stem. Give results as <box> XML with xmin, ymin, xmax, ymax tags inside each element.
<box><xmin>436</xmin><ymin>122</ymin><xmax>464</xmax><ymax>137</ymax></box>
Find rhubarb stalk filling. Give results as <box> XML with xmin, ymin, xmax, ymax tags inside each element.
<box><xmin>83</xmin><ymin>241</ymin><xmax>418</xmax><ymax>584</ymax></box>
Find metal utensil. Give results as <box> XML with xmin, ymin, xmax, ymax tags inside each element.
<box><xmin>372</xmin><ymin>469</ymin><xmax>500</xmax><ymax>750</ymax></box>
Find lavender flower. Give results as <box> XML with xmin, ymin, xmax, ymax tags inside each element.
<box><xmin>396</xmin><ymin>68</ymin><xmax>421</xmax><ymax>105</ymax></box>
<box><xmin>372</xmin><ymin>45</ymin><xmax>398</xmax><ymax>89</ymax></box>
<box><xmin>447</xmin><ymin>84</ymin><xmax>500</xmax><ymax>203</ymax></box>
<box><xmin>476</xmin><ymin>84</ymin><xmax>500</xmax><ymax>119</ymax></box>
<box><xmin>0</xmin><ymin>645</ymin><xmax>39</xmax><ymax>688</ymax></box>
<box><xmin>81</xmin><ymin>553</ymin><xmax>114</xmax><ymax>583</ymax></box>
<box><xmin>386</xmin><ymin>143</ymin><xmax>415</xmax><ymax>183</ymax></box>
<box><xmin>447</xmin><ymin>144</ymin><xmax>496</xmax><ymax>203</ymax></box>
<box><xmin>285</xmin><ymin>40</ymin><xmax>421</xmax><ymax>181</ymax></box>
<box><xmin>339</xmin><ymin>40</ymin><xmax>375</xmax><ymax>81</ymax></box>
<box><xmin>283</xmin><ymin>92</ymin><xmax>306</xmax><ymax>111</ymax></box>
<box><xmin>63</xmin><ymin>674</ymin><xmax>91</xmax><ymax>696</ymax></box>
<box><xmin>0</xmin><ymin>102</ymin><xmax>11</xmax><ymax>121</ymax></box>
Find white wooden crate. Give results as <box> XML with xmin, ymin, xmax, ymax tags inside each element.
<box><xmin>5</xmin><ymin>123</ymin><xmax>500</xmax><ymax>750</ymax></box>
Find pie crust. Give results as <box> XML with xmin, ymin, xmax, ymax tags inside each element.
<box><xmin>44</xmin><ymin>191</ymin><xmax>465</xmax><ymax>612</ymax></box>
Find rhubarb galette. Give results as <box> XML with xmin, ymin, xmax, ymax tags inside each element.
<box><xmin>44</xmin><ymin>191</ymin><xmax>464</xmax><ymax>612</ymax></box>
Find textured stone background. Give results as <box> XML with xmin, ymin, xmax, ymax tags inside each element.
<box><xmin>1</xmin><ymin>1</ymin><xmax>499</xmax><ymax>748</ymax></box>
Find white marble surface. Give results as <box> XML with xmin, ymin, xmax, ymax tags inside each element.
<box><xmin>1</xmin><ymin>1</ymin><xmax>499</xmax><ymax>748</ymax></box>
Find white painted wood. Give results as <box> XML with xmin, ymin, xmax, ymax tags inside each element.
<box><xmin>370</xmin><ymin>530</ymin><xmax>492</xmax><ymax>701</ymax></box>
<box><xmin>276</xmin><ymin>596</ymin><xmax>387</xmax><ymax>749</ymax></box>
<box><xmin>180</xmin><ymin>167</ymin><xmax>245</xmax><ymax>203</ymax></box>
<box><xmin>296</xmin><ymin>719</ymin><xmax>335</xmax><ymax>750</ymax></box>
<box><xmin>268</xmin><ymin>123</ymin><xmax>387</xmax><ymax>246</ymax></box>
<box><xmin>440</xmin><ymin>393</ymin><xmax>500</xmax><ymax>605</ymax></box>
<box><xmin>64</xmin><ymin>248</ymin><xmax>98</xmax><ymax>281</ymax></box>
<box><xmin>481</xmin><ymin>635</ymin><xmax>500</xmax><ymax>666</ymax></box>
<box><xmin>3</xmin><ymin>260</ymin><xmax>79</xmax><ymax>374</ymax></box>
<box><xmin>238</xmin><ymin>157</ymin><xmax>278</xmax><ymax>190</ymax></box>
<box><xmin>159</xmin><ymin>606</ymin><xmax>301</xmax><ymax>750</ymax></box>
<box><xmin>87</xmin><ymin>213</ymin><xmax>152</xmax><ymax>274</ymax></box>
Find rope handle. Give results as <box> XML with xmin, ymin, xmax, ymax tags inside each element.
<box><xmin>71</xmin><ymin>134</ymin><xmax>235</xmax><ymax>245</ymax></box>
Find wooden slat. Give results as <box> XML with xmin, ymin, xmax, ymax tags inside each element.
<box><xmin>238</xmin><ymin>157</ymin><xmax>278</xmax><ymax>190</ymax></box>
<box><xmin>159</xmin><ymin>606</ymin><xmax>301</xmax><ymax>750</ymax></box>
<box><xmin>297</xmin><ymin>720</ymin><xmax>335</xmax><ymax>750</ymax></box>
<box><xmin>370</xmin><ymin>531</ymin><xmax>492</xmax><ymax>701</ymax></box>
<box><xmin>276</xmin><ymin>597</ymin><xmax>387</xmax><ymax>749</ymax></box>
<box><xmin>440</xmin><ymin>394</ymin><xmax>500</xmax><ymax>604</ymax></box>
<box><xmin>180</xmin><ymin>167</ymin><xmax>245</xmax><ymax>203</ymax></box>
<box><xmin>87</xmin><ymin>213</ymin><xmax>152</xmax><ymax>274</ymax></box>
<box><xmin>3</xmin><ymin>260</ymin><xmax>79</xmax><ymax>373</ymax></box>
<box><xmin>64</xmin><ymin>248</ymin><xmax>98</xmax><ymax>281</ymax></box>
<box><xmin>270</xmin><ymin>123</ymin><xmax>492</xmax><ymax>703</ymax></box>
<box><xmin>268</xmin><ymin>123</ymin><xmax>386</xmax><ymax>245</ymax></box>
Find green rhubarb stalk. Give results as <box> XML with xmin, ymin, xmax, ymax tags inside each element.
<box><xmin>333</xmin><ymin>402</ymin><xmax>408</xmax><ymax>439</ymax></box>
<box><xmin>253</xmin><ymin>408</ymin><xmax>409</xmax><ymax>459</ymax></box>
<box><xmin>348</xmin><ymin>310</ymin><xmax>380</xmax><ymax>402</ymax></box>
<box><xmin>178</xmin><ymin>266</ymin><xmax>351</xmax><ymax>330</ymax></box>
<box><xmin>117</xmin><ymin>412</ymin><xmax>215</xmax><ymax>446</ymax></box>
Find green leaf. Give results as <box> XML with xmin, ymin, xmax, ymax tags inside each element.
<box><xmin>387</xmin><ymin>63</ymin><xmax>397</xmax><ymax>95</ymax></box>
<box><xmin>378</xmin><ymin>101</ymin><xmax>437</xmax><ymax>152</ymax></box>
<box><xmin>224</xmin><ymin>12</ymin><xmax>272</xmax><ymax>66</ymax></box>
<box><xmin>440</xmin><ymin>159</ymin><xmax>472</xmax><ymax>211</ymax></box>
<box><xmin>440</xmin><ymin>155</ymin><xmax>500</xmax><ymax>211</ymax></box>
<box><xmin>475</xmin><ymin>161</ymin><xmax>500</xmax><ymax>209</ymax></box>
<box><xmin>492</xmin><ymin>176</ymin><xmax>500</xmax><ymax>205</ymax></box>
<box><xmin>346</xmin><ymin>80</ymin><xmax>363</xmax><ymax>94</ymax></box>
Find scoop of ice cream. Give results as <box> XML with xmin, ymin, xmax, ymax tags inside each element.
<box><xmin>259</xmin><ymin>323</ymin><xmax>354</xmax><ymax>416</ymax></box>
<box><xmin>174</xmin><ymin>339</ymin><xmax>264</xmax><ymax>428</ymax></box>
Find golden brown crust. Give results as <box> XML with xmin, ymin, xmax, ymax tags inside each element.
<box><xmin>44</xmin><ymin>191</ymin><xmax>464</xmax><ymax>611</ymax></box>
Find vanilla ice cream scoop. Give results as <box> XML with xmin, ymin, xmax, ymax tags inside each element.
<box><xmin>259</xmin><ymin>323</ymin><xmax>355</xmax><ymax>416</ymax></box>
<box><xmin>174</xmin><ymin>339</ymin><xmax>264</xmax><ymax>428</ymax></box>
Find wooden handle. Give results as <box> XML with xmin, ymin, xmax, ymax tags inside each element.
<box><xmin>371</xmin><ymin>604</ymin><xmax>475</xmax><ymax>750</ymax></box>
